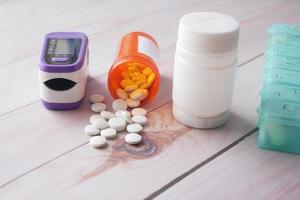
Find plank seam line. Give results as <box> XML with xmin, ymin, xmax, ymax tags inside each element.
<box><xmin>144</xmin><ymin>127</ymin><xmax>258</xmax><ymax>200</ymax></box>
<box><xmin>0</xmin><ymin>142</ymin><xmax>88</xmax><ymax>189</ymax></box>
<box><xmin>237</xmin><ymin>53</ymin><xmax>264</xmax><ymax>68</ymax></box>
<box><xmin>0</xmin><ymin>52</ymin><xmax>263</xmax><ymax>188</ymax></box>
<box><xmin>0</xmin><ymin>99</ymin><xmax>40</xmax><ymax>118</ymax></box>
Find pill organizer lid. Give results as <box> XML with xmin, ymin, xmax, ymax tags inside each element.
<box><xmin>39</xmin><ymin>32</ymin><xmax>88</xmax><ymax>73</ymax></box>
<box><xmin>263</xmin><ymin>68</ymin><xmax>300</xmax><ymax>86</ymax></box>
<box><xmin>265</xmin><ymin>57</ymin><xmax>300</xmax><ymax>71</ymax></box>
<box><xmin>268</xmin><ymin>24</ymin><xmax>300</xmax><ymax>36</ymax></box>
<box><xmin>259</xmin><ymin>114</ymin><xmax>300</xmax><ymax>128</ymax></box>
<box><xmin>260</xmin><ymin>100</ymin><xmax>300</xmax><ymax>120</ymax></box>
<box><xmin>258</xmin><ymin>101</ymin><xmax>300</xmax><ymax>128</ymax></box>
<box><xmin>265</xmin><ymin>46</ymin><xmax>300</xmax><ymax>60</ymax></box>
<box><xmin>177</xmin><ymin>12</ymin><xmax>239</xmax><ymax>54</ymax></box>
<box><xmin>260</xmin><ymin>84</ymin><xmax>300</xmax><ymax>102</ymax></box>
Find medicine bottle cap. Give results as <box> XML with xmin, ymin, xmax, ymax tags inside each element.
<box><xmin>178</xmin><ymin>12</ymin><xmax>239</xmax><ymax>54</ymax></box>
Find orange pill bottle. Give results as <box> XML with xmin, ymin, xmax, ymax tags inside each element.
<box><xmin>108</xmin><ymin>32</ymin><xmax>160</xmax><ymax>105</ymax></box>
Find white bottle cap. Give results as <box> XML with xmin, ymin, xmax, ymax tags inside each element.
<box><xmin>177</xmin><ymin>12</ymin><xmax>239</xmax><ymax>54</ymax></box>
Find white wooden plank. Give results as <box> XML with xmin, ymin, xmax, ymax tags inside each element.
<box><xmin>157</xmin><ymin>134</ymin><xmax>300</xmax><ymax>200</ymax></box>
<box><xmin>0</xmin><ymin>56</ymin><xmax>263</xmax><ymax>199</ymax></box>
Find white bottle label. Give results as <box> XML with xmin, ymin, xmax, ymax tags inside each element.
<box><xmin>138</xmin><ymin>36</ymin><xmax>159</xmax><ymax>65</ymax></box>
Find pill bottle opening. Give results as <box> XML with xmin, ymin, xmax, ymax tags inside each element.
<box><xmin>108</xmin><ymin>59</ymin><xmax>160</xmax><ymax>106</ymax></box>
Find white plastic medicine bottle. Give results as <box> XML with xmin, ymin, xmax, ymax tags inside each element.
<box><xmin>172</xmin><ymin>12</ymin><xmax>239</xmax><ymax>129</ymax></box>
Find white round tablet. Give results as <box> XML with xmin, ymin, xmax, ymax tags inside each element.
<box><xmin>84</xmin><ymin>124</ymin><xmax>100</xmax><ymax>136</ymax></box>
<box><xmin>115</xmin><ymin>110</ymin><xmax>130</xmax><ymax>118</ymax></box>
<box><xmin>89</xmin><ymin>114</ymin><xmax>103</xmax><ymax>123</ymax></box>
<box><xmin>116</xmin><ymin>110</ymin><xmax>132</xmax><ymax>123</ymax></box>
<box><xmin>89</xmin><ymin>136</ymin><xmax>107</xmax><ymax>148</ymax></box>
<box><xmin>91</xmin><ymin>103</ymin><xmax>107</xmax><ymax>112</ymax></box>
<box><xmin>91</xmin><ymin>117</ymin><xmax>108</xmax><ymax>130</ymax></box>
<box><xmin>108</xmin><ymin>117</ymin><xmax>126</xmax><ymax>132</ymax></box>
<box><xmin>112</xmin><ymin>99</ymin><xmax>127</xmax><ymax>112</ymax></box>
<box><xmin>89</xmin><ymin>94</ymin><xmax>105</xmax><ymax>103</ymax></box>
<box><xmin>127</xmin><ymin>123</ymin><xmax>143</xmax><ymax>133</ymax></box>
<box><xmin>125</xmin><ymin>133</ymin><xmax>142</xmax><ymax>145</ymax></box>
<box><xmin>131</xmin><ymin>108</ymin><xmax>147</xmax><ymax>116</ymax></box>
<box><xmin>100</xmin><ymin>111</ymin><xmax>115</xmax><ymax>120</ymax></box>
<box><xmin>100</xmin><ymin>128</ymin><xmax>117</xmax><ymax>139</ymax></box>
<box><xmin>132</xmin><ymin>115</ymin><xmax>147</xmax><ymax>125</ymax></box>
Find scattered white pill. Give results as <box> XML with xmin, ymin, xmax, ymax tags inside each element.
<box><xmin>131</xmin><ymin>107</ymin><xmax>147</xmax><ymax>116</ymax></box>
<box><xmin>89</xmin><ymin>114</ymin><xmax>103</xmax><ymax>123</ymax></box>
<box><xmin>116</xmin><ymin>88</ymin><xmax>128</xmax><ymax>100</ymax></box>
<box><xmin>108</xmin><ymin>117</ymin><xmax>126</xmax><ymax>132</ymax></box>
<box><xmin>112</xmin><ymin>99</ymin><xmax>127</xmax><ymax>112</ymax></box>
<box><xmin>100</xmin><ymin>128</ymin><xmax>117</xmax><ymax>139</ymax></box>
<box><xmin>115</xmin><ymin>110</ymin><xmax>130</xmax><ymax>118</ymax></box>
<box><xmin>125</xmin><ymin>133</ymin><xmax>142</xmax><ymax>145</ymax></box>
<box><xmin>91</xmin><ymin>117</ymin><xmax>108</xmax><ymax>130</ymax></box>
<box><xmin>115</xmin><ymin>110</ymin><xmax>132</xmax><ymax>123</ymax></box>
<box><xmin>89</xmin><ymin>136</ymin><xmax>107</xmax><ymax>148</ymax></box>
<box><xmin>89</xmin><ymin>94</ymin><xmax>104</xmax><ymax>103</ymax></box>
<box><xmin>132</xmin><ymin>115</ymin><xmax>147</xmax><ymax>125</ymax></box>
<box><xmin>90</xmin><ymin>115</ymin><xmax>105</xmax><ymax>123</ymax></box>
<box><xmin>84</xmin><ymin>124</ymin><xmax>100</xmax><ymax>136</ymax></box>
<box><xmin>100</xmin><ymin>111</ymin><xmax>115</xmax><ymax>120</ymax></box>
<box><xmin>126</xmin><ymin>98</ymin><xmax>140</xmax><ymax>108</ymax></box>
<box><xmin>91</xmin><ymin>103</ymin><xmax>107</xmax><ymax>112</ymax></box>
<box><xmin>127</xmin><ymin>123</ymin><xmax>143</xmax><ymax>133</ymax></box>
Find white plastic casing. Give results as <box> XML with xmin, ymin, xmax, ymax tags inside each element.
<box><xmin>39</xmin><ymin>53</ymin><xmax>88</xmax><ymax>103</ymax></box>
<box><xmin>172</xmin><ymin>12</ymin><xmax>239</xmax><ymax>129</ymax></box>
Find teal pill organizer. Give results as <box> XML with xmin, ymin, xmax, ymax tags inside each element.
<box><xmin>258</xmin><ymin>24</ymin><xmax>300</xmax><ymax>154</ymax></box>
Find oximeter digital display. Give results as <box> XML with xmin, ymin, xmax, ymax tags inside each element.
<box><xmin>39</xmin><ymin>32</ymin><xmax>89</xmax><ymax>110</ymax></box>
<box><xmin>45</xmin><ymin>38</ymin><xmax>80</xmax><ymax>65</ymax></box>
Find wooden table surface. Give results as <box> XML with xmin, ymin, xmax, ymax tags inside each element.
<box><xmin>1</xmin><ymin>0</ymin><xmax>300</xmax><ymax>199</ymax></box>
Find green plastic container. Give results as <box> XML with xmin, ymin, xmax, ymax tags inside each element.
<box><xmin>258</xmin><ymin>100</ymin><xmax>300</xmax><ymax>154</ymax></box>
<box><xmin>258</xmin><ymin>117</ymin><xmax>300</xmax><ymax>154</ymax></box>
<box><xmin>258</xmin><ymin>24</ymin><xmax>300</xmax><ymax>154</ymax></box>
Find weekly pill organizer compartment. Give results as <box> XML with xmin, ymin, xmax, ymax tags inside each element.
<box><xmin>258</xmin><ymin>24</ymin><xmax>300</xmax><ymax>154</ymax></box>
<box><xmin>258</xmin><ymin>100</ymin><xmax>300</xmax><ymax>153</ymax></box>
<box><xmin>258</xmin><ymin>92</ymin><xmax>300</xmax><ymax>153</ymax></box>
<box><xmin>261</xmin><ymin>84</ymin><xmax>300</xmax><ymax>101</ymax></box>
<box><xmin>263</xmin><ymin>68</ymin><xmax>300</xmax><ymax>86</ymax></box>
<box><xmin>265</xmin><ymin>57</ymin><xmax>300</xmax><ymax>72</ymax></box>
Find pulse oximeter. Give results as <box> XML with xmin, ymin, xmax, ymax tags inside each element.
<box><xmin>39</xmin><ymin>32</ymin><xmax>89</xmax><ymax>110</ymax></box>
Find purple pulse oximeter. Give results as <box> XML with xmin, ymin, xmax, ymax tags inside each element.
<box><xmin>39</xmin><ymin>32</ymin><xmax>89</xmax><ymax>110</ymax></box>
